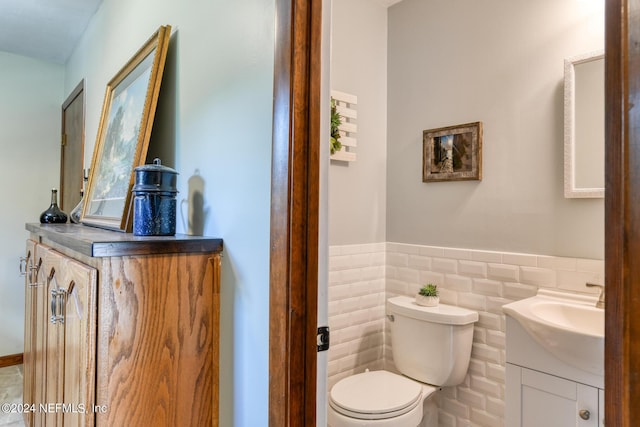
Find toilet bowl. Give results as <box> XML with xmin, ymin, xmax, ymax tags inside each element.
<box><xmin>327</xmin><ymin>370</ymin><xmax>438</xmax><ymax>427</ymax></box>
<box><xmin>328</xmin><ymin>296</ymin><xmax>478</xmax><ymax>427</ymax></box>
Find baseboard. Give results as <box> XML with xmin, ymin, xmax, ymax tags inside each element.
<box><xmin>0</xmin><ymin>353</ymin><xmax>23</xmax><ymax>368</ymax></box>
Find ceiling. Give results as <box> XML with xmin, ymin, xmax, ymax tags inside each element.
<box><xmin>0</xmin><ymin>0</ymin><xmax>400</xmax><ymax>65</ymax></box>
<box><xmin>0</xmin><ymin>0</ymin><xmax>102</xmax><ymax>64</ymax></box>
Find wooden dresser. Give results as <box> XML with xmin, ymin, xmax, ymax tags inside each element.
<box><xmin>22</xmin><ymin>223</ymin><xmax>222</xmax><ymax>427</ymax></box>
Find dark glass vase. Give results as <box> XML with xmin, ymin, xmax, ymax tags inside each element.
<box><xmin>40</xmin><ymin>189</ymin><xmax>68</xmax><ymax>224</ymax></box>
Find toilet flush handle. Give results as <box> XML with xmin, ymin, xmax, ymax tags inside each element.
<box><xmin>386</xmin><ymin>314</ymin><xmax>394</xmax><ymax>322</ymax></box>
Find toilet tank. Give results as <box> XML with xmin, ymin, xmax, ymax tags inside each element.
<box><xmin>387</xmin><ymin>296</ymin><xmax>478</xmax><ymax>387</ymax></box>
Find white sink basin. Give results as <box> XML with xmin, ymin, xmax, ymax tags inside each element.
<box><xmin>503</xmin><ymin>289</ymin><xmax>604</xmax><ymax>376</ymax></box>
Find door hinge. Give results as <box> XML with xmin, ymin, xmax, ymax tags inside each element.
<box><xmin>317</xmin><ymin>326</ymin><xmax>330</xmax><ymax>352</ymax></box>
<box><xmin>61</xmin><ymin>133</ymin><xmax>67</xmax><ymax>146</ymax></box>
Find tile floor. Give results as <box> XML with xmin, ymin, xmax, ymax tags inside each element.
<box><xmin>0</xmin><ymin>365</ymin><xmax>25</xmax><ymax>426</ymax></box>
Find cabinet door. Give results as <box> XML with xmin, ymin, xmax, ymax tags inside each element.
<box><xmin>508</xmin><ymin>364</ymin><xmax>599</xmax><ymax>427</ymax></box>
<box><xmin>60</xmin><ymin>257</ymin><xmax>97</xmax><ymax>427</ymax></box>
<box><xmin>43</xmin><ymin>249</ymin><xmax>67</xmax><ymax>427</ymax></box>
<box><xmin>40</xmin><ymin>247</ymin><xmax>97</xmax><ymax>427</ymax></box>
<box><xmin>33</xmin><ymin>244</ymin><xmax>49</xmax><ymax>427</ymax></box>
<box><xmin>23</xmin><ymin>240</ymin><xmax>37</xmax><ymax>426</ymax></box>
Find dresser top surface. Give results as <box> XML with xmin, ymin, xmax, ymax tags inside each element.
<box><xmin>26</xmin><ymin>223</ymin><xmax>223</xmax><ymax>257</ymax></box>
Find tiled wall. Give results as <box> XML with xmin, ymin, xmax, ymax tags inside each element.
<box><xmin>328</xmin><ymin>242</ymin><xmax>604</xmax><ymax>427</ymax></box>
<box><xmin>327</xmin><ymin>243</ymin><xmax>387</xmax><ymax>390</ymax></box>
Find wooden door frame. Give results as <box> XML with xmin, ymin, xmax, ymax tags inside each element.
<box><xmin>605</xmin><ymin>0</ymin><xmax>640</xmax><ymax>424</ymax></box>
<box><xmin>269</xmin><ymin>0</ymin><xmax>321</xmax><ymax>425</ymax></box>
<box><xmin>60</xmin><ymin>79</ymin><xmax>85</xmax><ymax>211</ymax></box>
<box><xmin>269</xmin><ymin>0</ymin><xmax>640</xmax><ymax>424</ymax></box>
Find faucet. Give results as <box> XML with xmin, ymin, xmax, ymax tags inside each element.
<box><xmin>586</xmin><ymin>283</ymin><xmax>605</xmax><ymax>309</ymax></box>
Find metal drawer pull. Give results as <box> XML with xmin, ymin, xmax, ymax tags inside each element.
<box><xmin>19</xmin><ymin>257</ymin><xmax>27</xmax><ymax>276</ymax></box>
<box><xmin>50</xmin><ymin>289</ymin><xmax>66</xmax><ymax>324</ymax></box>
<box><xmin>19</xmin><ymin>256</ymin><xmax>37</xmax><ymax>277</ymax></box>
<box><xmin>56</xmin><ymin>289</ymin><xmax>66</xmax><ymax>324</ymax></box>
<box><xmin>29</xmin><ymin>261</ymin><xmax>42</xmax><ymax>288</ymax></box>
<box><xmin>50</xmin><ymin>289</ymin><xmax>58</xmax><ymax>324</ymax></box>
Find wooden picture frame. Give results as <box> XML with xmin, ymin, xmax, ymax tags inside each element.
<box><xmin>81</xmin><ymin>25</ymin><xmax>171</xmax><ymax>231</ymax></box>
<box><xmin>422</xmin><ymin>121</ymin><xmax>482</xmax><ymax>182</ymax></box>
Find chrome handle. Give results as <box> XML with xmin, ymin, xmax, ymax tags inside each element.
<box><xmin>579</xmin><ymin>409</ymin><xmax>591</xmax><ymax>420</ymax></box>
<box><xmin>586</xmin><ymin>283</ymin><xmax>604</xmax><ymax>291</ymax></box>
<box><xmin>56</xmin><ymin>290</ymin><xmax>65</xmax><ymax>324</ymax></box>
<box><xmin>50</xmin><ymin>289</ymin><xmax>66</xmax><ymax>324</ymax></box>
<box><xmin>50</xmin><ymin>289</ymin><xmax>57</xmax><ymax>324</ymax></box>
<box><xmin>28</xmin><ymin>281</ymin><xmax>43</xmax><ymax>288</ymax></box>
<box><xmin>29</xmin><ymin>261</ymin><xmax>42</xmax><ymax>288</ymax></box>
<box><xmin>29</xmin><ymin>270</ymin><xmax>43</xmax><ymax>288</ymax></box>
<box><xmin>19</xmin><ymin>257</ymin><xmax>27</xmax><ymax>276</ymax></box>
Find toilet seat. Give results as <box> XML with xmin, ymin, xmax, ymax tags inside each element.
<box><xmin>329</xmin><ymin>370</ymin><xmax>424</xmax><ymax>420</ymax></box>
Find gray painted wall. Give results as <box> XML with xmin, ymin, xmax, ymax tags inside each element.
<box><xmin>0</xmin><ymin>52</ymin><xmax>63</xmax><ymax>356</ymax></box>
<box><xmin>330</xmin><ymin>0</ymin><xmax>388</xmax><ymax>246</ymax></box>
<box><xmin>386</xmin><ymin>0</ymin><xmax>604</xmax><ymax>259</ymax></box>
<box><xmin>65</xmin><ymin>0</ymin><xmax>275</xmax><ymax>424</ymax></box>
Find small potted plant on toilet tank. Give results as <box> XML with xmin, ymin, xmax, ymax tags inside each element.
<box><xmin>416</xmin><ymin>284</ymin><xmax>439</xmax><ymax>307</ymax></box>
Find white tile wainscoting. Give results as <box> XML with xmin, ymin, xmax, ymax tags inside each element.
<box><xmin>328</xmin><ymin>243</ymin><xmax>387</xmax><ymax>390</ymax></box>
<box><xmin>327</xmin><ymin>242</ymin><xmax>604</xmax><ymax>427</ymax></box>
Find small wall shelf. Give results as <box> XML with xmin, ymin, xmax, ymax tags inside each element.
<box><xmin>331</xmin><ymin>90</ymin><xmax>357</xmax><ymax>162</ymax></box>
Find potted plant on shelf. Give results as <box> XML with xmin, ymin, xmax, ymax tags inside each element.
<box><xmin>330</xmin><ymin>97</ymin><xmax>342</xmax><ymax>155</ymax></box>
<box><xmin>415</xmin><ymin>284</ymin><xmax>439</xmax><ymax>307</ymax></box>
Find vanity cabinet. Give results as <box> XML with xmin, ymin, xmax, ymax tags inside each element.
<box><xmin>22</xmin><ymin>223</ymin><xmax>223</xmax><ymax>427</ymax></box>
<box><xmin>506</xmin><ymin>364</ymin><xmax>603</xmax><ymax>427</ymax></box>
<box><xmin>505</xmin><ymin>315</ymin><xmax>604</xmax><ymax>427</ymax></box>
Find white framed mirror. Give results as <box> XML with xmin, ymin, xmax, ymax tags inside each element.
<box><xmin>564</xmin><ymin>50</ymin><xmax>604</xmax><ymax>198</ymax></box>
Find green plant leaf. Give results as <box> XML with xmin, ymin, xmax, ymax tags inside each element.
<box><xmin>330</xmin><ymin>97</ymin><xmax>342</xmax><ymax>154</ymax></box>
<box><xmin>418</xmin><ymin>284</ymin><xmax>439</xmax><ymax>297</ymax></box>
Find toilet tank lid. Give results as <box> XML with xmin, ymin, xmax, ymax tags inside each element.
<box><xmin>387</xmin><ymin>296</ymin><xmax>479</xmax><ymax>325</ymax></box>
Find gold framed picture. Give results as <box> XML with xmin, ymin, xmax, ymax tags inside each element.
<box><xmin>81</xmin><ymin>25</ymin><xmax>171</xmax><ymax>231</ymax></box>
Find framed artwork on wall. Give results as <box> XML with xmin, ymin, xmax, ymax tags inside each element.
<box><xmin>81</xmin><ymin>25</ymin><xmax>171</xmax><ymax>231</ymax></box>
<box><xmin>422</xmin><ymin>121</ymin><xmax>483</xmax><ymax>183</ymax></box>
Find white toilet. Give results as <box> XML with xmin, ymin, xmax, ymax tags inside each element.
<box><xmin>328</xmin><ymin>295</ymin><xmax>479</xmax><ymax>427</ymax></box>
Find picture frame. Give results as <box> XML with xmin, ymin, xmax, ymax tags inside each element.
<box><xmin>422</xmin><ymin>121</ymin><xmax>483</xmax><ymax>182</ymax></box>
<box><xmin>81</xmin><ymin>25</ymin><xmax>171</xmax><ymax>231</ymax></box>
